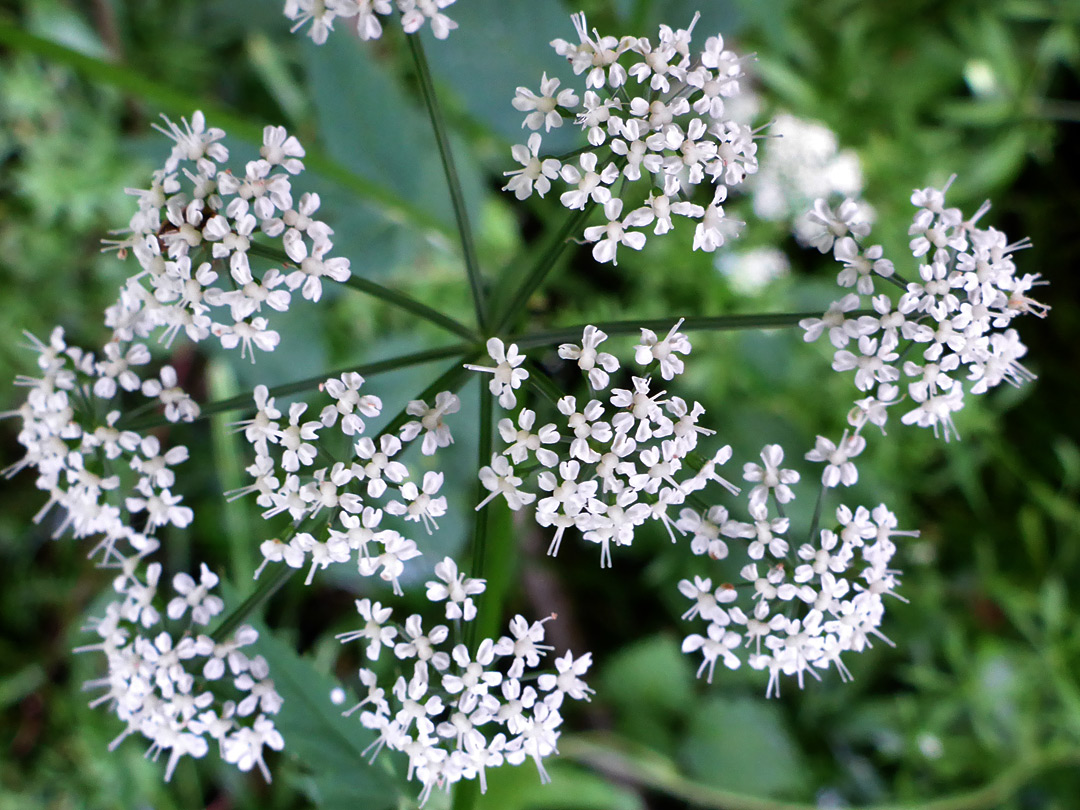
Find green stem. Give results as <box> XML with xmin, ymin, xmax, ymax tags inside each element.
<box><xmin>493</xmin><ymin>204</ymin><xmax>597</xmax><ymax>333</ymax></box>
<box><xmin>211</xmin><ymin>564</ymin><xmax>295</xmax><ymax>642</ymax></box>
<box><xmin>511</xmin><ymin>311</ymin><xmax>839</xmax><ymax>349</ymax></box>
<box><xmin>465</xmin><ymin>383</ymin><xmax>494</xmax><ymax>652</ymax></box>
<box><xmin>806</xmin><ymin>479</ymin><xmax>828</xmax><ymax>545</ymax></box>
<box><xmin>559</xmin><ymin>734</ymin><xmax>1080</xmax><ymax>810</ymax></box>
<box><xmin>0</xmin><ymin>23</ymin><xmax>453</xmax><ymax>243</ymax></box>
<box><xmin>406</xmin><ymin>34</ymin><xmax>487</xmax><ymax>331</ymax></box>
<box><xmin>119</xmin><ymin>343</ymin><xmax>473</xmax><ymax>431</ymax></box>
<box><xmin>878</xmin><ymin>270</ymin><xmax>909</xmax><ymax>292</ymax></box>
<box><xmin>247</xmin><ymin>242</ymin><xmax>478</xmax><ymax>341</ymax></box>
<box><xmin>208</xmin><ymin>359</ymin><xmax>255</xmax><ymax>595</ymax></box>
<box><xmin>380</xmin><ymin>354</ymin><xmax>480</xmax><ymax>437</ymax></box>
<box><xmin>344</xmin><ymin>275</ymin><xmax>478</xmax><ymax>341</ymax></box>
<box><xmin>523</xmin><ymin>359</ymin><xmax>564</xmax><ymax>407</ymax></box>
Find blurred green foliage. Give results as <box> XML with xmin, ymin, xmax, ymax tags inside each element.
<box><xmin>2</xmin><ymin>0</ymin><xmax>1079</xmax><ymax>807</ymax></box>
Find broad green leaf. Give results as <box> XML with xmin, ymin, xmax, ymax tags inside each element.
<box><xmin>679</xmin><ymin>695</ymin><xmax>807</xmax><ymax>797</ymax></box>
<box><xmin>599</xmin><ymin>634</ymin><xmax>694</xmax><ymax>753</ymax></box>
<box><xmin>304</xmin><ymin>32</ymin><xmax>487</xmax><ymax>276</ymax></box>
<box><xmin>475</xmin><ymin>760</ymin><xmax>643</xmax><ymax>810</ymax></box>
<box><xmin>425</xmin><ymin>0</ymin><xmax>579</xmax><ymax>145</ymax></box>
<box><xmin>305</xmin><ymin>33</ymin><xmax>433</xmax><ymax>204</ymax></box>
<box><xmin>600</xmin><ymin>634</ymin><xmax>695</xmax><ymax>716</ymax></box>
<box><xmin>255</xmin><ymin>629</ymin><xmax>400</xmax><ymax>808</ymax></box>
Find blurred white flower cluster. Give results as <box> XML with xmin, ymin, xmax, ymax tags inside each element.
<box><xmin>284</xmin><ymin>0</ymin><xmax>458</xmax><ymax>44</ymax></box>
<box><xmin>716</xmin><ymin>245</ymin><xmax>790</xmax><ymax>296</ymax></box>
<box><xmin>799</xmin><ymin>177</ymin><xmax>1047</xmax><ymax>440</ymax></box>
<box><xmin>504</xmin><ymin>12</ymin><xmax>759</xmax><ymax>263</ymax></box>
<box><xmin>750</xmin><ymin>112</ymin><xmax>866</xmax><ymax>234</ymax></box>
<box><xmin>338</xmin><ymin>568</ymin><xmax>592</xmax><ymax>805</ymax></box>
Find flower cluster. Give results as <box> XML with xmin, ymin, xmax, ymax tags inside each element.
<box><xmin>105</xmin><ymin>112</ymin><xmax>350</xmax><ymax>364</ymax></box>
<box><xmin>338</xmin><ymin>564</ymin><xmax>591</xmax><ymax>805</ymax></box>
<box><xmin>503</xmin><ymin>13</ymin><xmax>758</xmax><ymax>263</ymax></box>
<box><xmin>6</xmin><ymin>327</ymin><xmax>197</xmax><ymax>564</ymax></box>
<box><xmin>284</xmin><ymin>0</ymin><xmax>458</xmax><ymax>45</ymax></box>
<box><xmin>463</xmin><ymin>323</ymin><xmax>914</xmax><ymax>694</ymax></box>
<box><xmin>678</xmin><ymin>452</ymin><xmax>914</xmax><ymax>696</ymax></box>
<box><xmin>6</xmin><ymin>112</ymin><xmax>344</xmax><ymax>580</ymax></box>
<box><xmin>235</xmin><ymin>376</ymin><xmax>464</xmax><ymax>592</ymax></box>
<box><xmin>1</xmin><ymin>111</ymin><xmax>320</xmax><ymax>784</ymax></box>
<box><xmin>799</xmin><ymin>177</ymin><xmax>1047</xmax><ymax>441</ymax></box>
<box><xmin>717</xmin><ymin>245</ymin><xmax>791</xmax><ymax>296</ymax></box>
<box><xmin>78</xmin><ymin>558</ymin><xmax>283</xmax><ymax>782</ymax></box>
<box><xmin>469</xmin><ymin>321</ymin><xmax>730</xmax><ymax>568</ymax></box>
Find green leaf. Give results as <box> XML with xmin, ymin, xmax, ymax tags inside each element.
<box><xmin>475</xmin><ymin>761</ymin><xmax>643</xmax><ymax>810</ymax></box>
<box><xmin>963</xmin><ymin>129</ymin><xmax>1030</xmax><ymax>191</ymax></box>
<box><xmin>303</xmin><ymin>31</ymin><xmax>488</xmax><ymax>278</ymax></box>
<box><xmin>255</xmin><ymin>630</ymin><xmax>400</xmax><ymax>809</ymax></box>
<box><xmin>424</xmin><ymin>0</ymin><xmax>581</xmax><ymax>144</ymax></box>
<box><xmin>679</xmin><ymin>695</ymin><xmax>807</xmax><ymax>798</ymax></box>
<box><xmin>599</xmin><ymin>634</ymin><xmax>694</xmax><ymax>754</ymax></box>
<box><xmin>601</xmin><ymin>633</ymin><xmax>695</xmax><ymax>716</ymax></box>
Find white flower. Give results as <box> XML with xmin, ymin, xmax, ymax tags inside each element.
<box><xmin>503</xmin><ymin>133</ymin><xmax>562</xmax><ymax>200</ymax></box>
<box><xmin>634</xmin><ymin>318</ymin><xmax>691</xmax><ymax>380</ymax></box>
<box><xmin>537</xmin><ymin>651</ymin><xmax>594</xmax><ymax>708</ymax></box>
<box><xmin>283</xmin><ymin>0</ymin><xmax>348</xmax><ymax>44</ymax></box>
<box><xmin>464</xmin><ymin>339</ymin><xmax>529</xmax><ymax>409</ymax></box>
<box><xmin>513</xmin><ymin>73</ymin><xmax>579</xmax><ymax>131</ymax></box>
<box><xmin>805</xmin><ymin>198</ymin><xmax>871</xmax><ymax>254</ymax></box>
<box><xmin>682</xmin><ymin>623</ymin><xmax>742</xmax><ymax>682</ymax></box>
<box><xmin>277</xmin><ymin>402</ymin><xmax>320</xmax><ymax>471</ymax></box>
<box><xmin>399</xmin><ymin>0</ymin><xmax>458</xmax><ymax>40</ymax></box>
<box><xmin>282</xmin><ymin>234</ymin><xmax>351</xmax><ymax>302</ymax></box>
<box><xmin>167</xmin><ymin>563</ymin><xmax>225</xmax><ymax>625</ymax></box>
<box><xmin>558</xmin><ymin>326</ymin><xmax>620</xmax><ymax>390</ymax></box>
<box><xmin>692</xmin><ymin>187</ymin><xmax>739</xmax><ymax>252</ymax></box>
<box><xmin>477</xmin><ymin>455</ymin><xmax>536</xmax><ymax>511</ymax></box>
<box><xmin>260</xmin><ymin>125</ymin><xmax>306</xmax><ymax>174</ymax></box>
<box><xmin>131</xmin><ymin>436</ymin><xmax>189</xmax><ymax>490</ymax></box>
<box><xmin>212</xmin><ymin>317</ymin><xmax>281</xmax><ymax>362</ymax></box>
<box><xmin>386</xmin><ymin>471</ymin><xmax>448</xmax><ymax>534</ymax></box>
<box><xmin>320</xmin><ymin>372</ymin><xmax>382</xmax><ymax>435</ymax></box>
<box><xmin>222</xmin><ymin>715</ymin><xmax>284</xmax><ymax>782</ymax></box>
<box><xmin>833</xmin><ymin>237</ymin><xmax>894</xmax><ymax>295</ymax></box>
<box><xmin>742</xmin><ymin>444</ymin><xmax>800</xmax><ymax>507</ymax></box>
<box><xmin>336</xmin><ymin>598</ymin><xmax>398</xmax><ymax>660</ymax></box>
<box><xmin>805</xmin><ymin>431</ymin><xmax>866</xmax><ymax>487</ymax></box>
<box><xmin>425</xmin><ymin>557</ymin><xmax>486</xmax><ymax>621</ymax></box>
<box><xmin>399</xmin><ymin>391</ymin><xmax>460</xmax><ymax>455</ymax></box>
<box><xmin>352</xmin><ymin>434</ymin><xmax>408</xmax><ymax>497</ymax></box>
<box><xmin>498</xmin><ymin>409</ymin><xmax>561</xmax><ymax>467</ymax></box>
<box><xmin>559</xmin><ymin>152</ymin><xmax>619</xmax><ymax>210</ymax></box>
<box><xmin>582</xmin><ymin>198</ymin><xmax>650</xmax><ymax>265</ymax></box>
<box><xmin>359</xmin><ymin>534</ymin><xmax>422</xmax><ymax>594</ymax></box>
